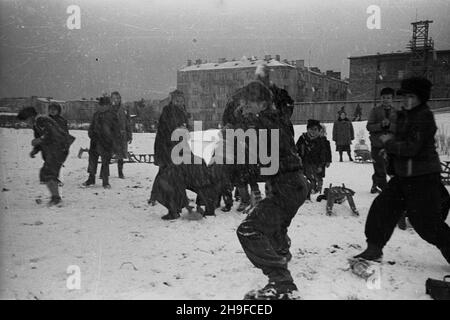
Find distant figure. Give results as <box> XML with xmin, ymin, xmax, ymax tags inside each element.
<box><xmin>82</xmin><ymin>96</ymin><xmax>121</xmax><ymax>189</ymax></box>
<box><xmin>111</xmin><ymin>91</ymin><xmax>132</xmax><ymax>179</ymax></box>
<box><xmin>332</xmin><ymin>111</ymin><xmax>354</xmax><ymax>162</ymax></box>
<box><xmin>353</xmin><ymin>104</ymin><xmax>362</xmax><ymax>121</ymax></box>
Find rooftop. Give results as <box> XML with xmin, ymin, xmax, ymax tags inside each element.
<box><xmin>348</xmin><ymin>49</ymin><xmax>450</xmax><ymax>60</ymax></box>
<box><xmin>179</xmin><ymin>57</ymin><xmax>294</xmax><ymax>72</ymax></box>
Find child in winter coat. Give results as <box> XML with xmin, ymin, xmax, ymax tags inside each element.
<box><xmin>296</xmin><ymin>119</ymin><xmax>327</xmax><ymax>196</ymax></box>
<box><xmin>354</xmin><ymin>139</ymin><xmax>372</xmax><ymax>162</ymax></box>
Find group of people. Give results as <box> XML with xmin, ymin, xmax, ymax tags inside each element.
<box><xmin>16</xmin><ymin>68</ymin><xmax>450</xmax><ymax>299</ymax></box>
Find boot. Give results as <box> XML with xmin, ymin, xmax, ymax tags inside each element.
<box><xmin>244</xmin><ymin>281</ymin><xmax>299</xmax><ymax>300</ymax></box>
<box><xmin>370</xmin><ymin>184</ymin><xmax>381</xmax><ymax>194</ymax></box>
<box><xmin>82</xmin><ymin>174</ymin><xmax>96</xmax><ymax>186</ymax></box>
<box><xmin>118</xmin><ymin>160</ymin><xmax>124</xmax><ymax>179</ymax></box>
<box><xmin>46</xmin><ymin>180</ymin><xmax>61</xmax><ymax>206</ymax></box>
<box><xmin>48</xmin><ymin>195</ymin><xmax>62</xmax><ymax>206</ymax></box>
<box><xmin>237</xmin><ymin>201</ymin><xmax>250</xmax><ymax>212</ymax></box>
<box><xmin>398</xmin><ymin>215</ymin><xmax>407</xmax><ymax>230</ymax></box>
<box><xmin>221</xmin><ymin>204</ymin><xmax>232</xmax><ymax>212</ymax></box>
<box><xmin>102</xmin><ymin>176</ymin><xmax>111</xmax><ymax>189</ymax></box>
<box><xmin>353</xmin><ymin>243</ymin><xmax>383</xmax><ymax>262</ymax></box>
<box><xmin>161</xmin><ymin>211</ymin><xmax>180</xmax><ymax>220</ymax></box>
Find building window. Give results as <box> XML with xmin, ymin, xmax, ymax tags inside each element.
<box><xmin>398</xmin><ymin>70</ymin><xmax>404</xmax><ymax>80</ymax></box>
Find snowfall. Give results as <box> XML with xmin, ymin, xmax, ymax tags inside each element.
<box><xmin>1</xmin><ymin>113</ymin><xmax>449</xmax><ymax>300</ymax></box>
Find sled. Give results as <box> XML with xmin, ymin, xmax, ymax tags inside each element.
<box><xmin>322</xmin><ymin>183</ymin><xmax>359</xmax><ymax>216</ymax></box>
<box><xmin>77</xmin><ymin>147</ymin><xmax>155</xmax><ymax>164</ymax></box>
<box><xmin>354</xmin><ymin>156</ymin><xmax>373</xmax><ymax>164</ymax></box>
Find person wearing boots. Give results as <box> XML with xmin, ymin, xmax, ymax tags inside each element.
<box><xmin>82</xmin><ymin>96</ymin><xmax>120</xmax><ymax>189</ymax></box>
<box><xmin>332</xmin><ymin>111</ymin><xmax>354</xmax><ymax>162</ymax></box>
<box><xmin>296</xmin><ymin>119</ymin><xmax>327</xmax><ymax>197</ymax></box>
<box><xmin>18</xmin><ymin>107</ymin><xmax>75</xmax><ymax>206</ymax></box>
<box><xmin>111</xmin><ymin>91</ymin><xmax>132</xmax><ymax>179</ymax></box>
<box><xmin>150</xmin><ymin>89</ymin><xmax>191</xmax><ymax>220</ymax></box>
<box><xmin>367</xmin><ymin>87</ymin><xmax>397</xmax><ymax>193</ymax></box>
<box><xmin>354</xmin><ymin>77</ymin><xmax>450</xmax><ymax>265</ymax></box>
<box><xmin>235</xmin><ymin>80</ymin><xmax>308</xmax><ymax>300</ymax></box>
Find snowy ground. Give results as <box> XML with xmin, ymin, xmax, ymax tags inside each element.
<box><xmin>1</xmin><ymin>114</ymin><xmax>449</xmax><ymax>300</ymax></box>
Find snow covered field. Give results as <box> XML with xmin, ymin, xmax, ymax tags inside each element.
<box><xmin>1</xmin><ymin>114</ymin><xmax>449</xmax><ymax>300</ymax></box>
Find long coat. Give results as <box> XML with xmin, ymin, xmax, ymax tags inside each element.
<box><xmin>154</xmin><ymin>102</ymin><xmax>189</xmax><ymax>167</ymax></box>
<box><xmin>115</xmin><ymin>105</ymin><xmax>132</xmax><ymax>159</ymax></box>
<box><xmin>88</xmin><ymin>106</ymin><xmax>121</xmax><ymax>157</ymax></box>
<box><xmin>332</xmin><ymin>118</ymin><xmax>354</xmax><ymax>148</ymax></box>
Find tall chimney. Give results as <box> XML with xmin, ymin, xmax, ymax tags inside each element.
<box><xmin>187</xmin><ymin>59</ymin><xmax>192</xmax><ymax>66</ymax></box>
<box><xmin>264</xmin><ymin>54</ymin><xmax>272</xmax><ymax>61</ymax></box>
<box><xmin>275</xmin><ymin>54</ymin><xmax>281</xmax><ymax>62</ymax></box>
<box><xmin>195</xmin><ymin>59</ymin><xmax>202</xmax><ymax>65</ymax></box>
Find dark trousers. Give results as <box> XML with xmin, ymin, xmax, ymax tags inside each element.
<box><xmin>87</xmin><ymin>141</ymin><xmax>111</xmax><ymax>180</ymax></box>
<box><xmin>365</xmin><ymin>173</ymin><xmax>450</xmax><ymax>254</ymax></box>
<box><xmin>371</xmin><ymin>147</ymin><xmax>387</xmax><ymax>189</ymax></box>
<box><xmin>237</xmin><ymin>172</ymin><xmax>308</xmax><ymax>285</ymax></box>
<box><xmin>40</xmin><ymin>150</ymin><xmax>68</xmax><ymax>183</ymax></box>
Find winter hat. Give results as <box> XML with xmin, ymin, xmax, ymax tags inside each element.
<box><xmin>48</xmin><ymin>103</ymin><xmax>62</xmax><ymax>114</ymax></box>
<box><xmin>243</xmin><ymin>80</ymin><xmax>272</xmax><ymax>102</ymax></box>
<box><xmin>380</xmin><ymin>87</ymin><xmax>395</xmax><ymax>96</ymax></box>
<box><xmin>307</xmin><ymin>119</ymin><xmax>321</xmax><ymax>129</ymax></box>
<box><xmin>170</xmin><ymin>89</ymin><xmax>184</xmax><ymax>97</ymax></box>
<box><xmin>17</xmin><ymin>107</ymin><xmax>37</xmax><ymax>120</ymax></box>
<box><xmin>397</xmin><ymin>77</ymin><xmax>432</xmax><ymax>102</ymax></box>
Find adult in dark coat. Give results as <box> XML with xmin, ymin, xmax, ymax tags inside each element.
<box><xmin>354</xmin><ymin>77</ymin><xmax>450</xmax><ymax>265</ymax></box>
<box><xmin>18</xmin><ymin>107</ymin><xmax>75</xmax><ymax>205</ymax></box>
<box><xmin>236</xmin><ymin>80</ymin><xmax>308</xmax><ymax>300</ymax></box>
<box><xmin>82</xmin><ymin>96</ymin><xmax>121</xmax><ymax>188</ymax></box>
<box><xmin>366</xmin><ymin>87</ymin><xmax>397</xmax><ymax>193</ymax></box>
<box><xmin>111</xmin><ymin>91</ymin><xmax>132</xmax><ymax>179</ymax></box>
<box><xmin>332</xmin><ymin>111</ymin><xmax>354</xmax><ymax>161</ymax></box>
<box><xmin>150</xmin><ymin>89</ymin><xmax>192</xmax><ymax>220</ymax></box>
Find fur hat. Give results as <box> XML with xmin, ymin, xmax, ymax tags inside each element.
<box><xmin>48</xmin><ymin>102</ymin><xmax>62</xmax><ymax>114</ymax></box>
<box><xmin>243</xmin><ymin>80</ymin><xmax>272</xmax><ymax>102</ymax></box>
<box><xmin>380</xmin><ymin>87</ymin><xmax>395</xmax><ymax>96</ymax></box>
<box><xmin>17</xmin><ymin>107</ymin><xmax>37</xmax><ymax>120</ymax></box>
<box><xmin>307</xmin><ymin>119</ymin><xmax>321</xmax><ymax>129</ymax></box>
<box><xmin>397</xmin><ymin>77</ymin><xmax>432</xmax><ymax>102</ymax></box>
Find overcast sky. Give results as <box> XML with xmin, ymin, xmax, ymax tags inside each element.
<box><xmin>1</xmin><ymin>0</ymin><xmax>449</xmax><ymax>101</ymax></box>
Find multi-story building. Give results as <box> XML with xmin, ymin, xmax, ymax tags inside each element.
<box><xmin>177</xmin><ymin>55</ymin><xmax>347</xmax><ymax>128</ymax></box>
<box><xmin>348</xmin><ymin>49</ymin><xmax>450</xmax><ymax>101</ymax></box>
